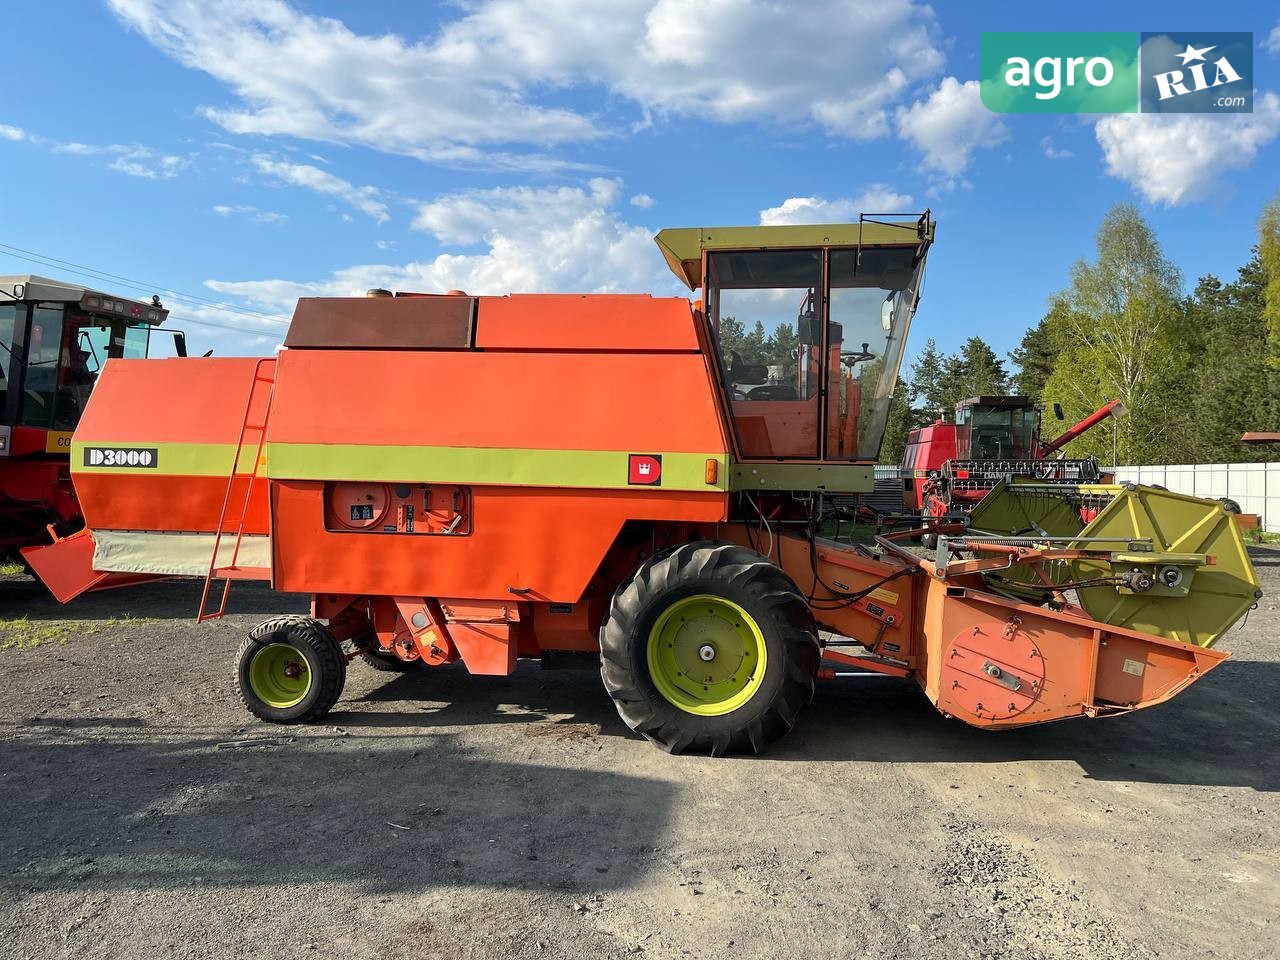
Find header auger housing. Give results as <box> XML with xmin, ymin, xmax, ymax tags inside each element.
<box><xmin>24</xmin><ymin>214</ymin><xmax>1261</xmax><ymax>755</ymax></box>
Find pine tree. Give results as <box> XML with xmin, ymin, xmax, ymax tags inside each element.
<box><xmin>879</xmin><ymin>377</ymin><xmax>913</xmax><ymax>464</ymax></box>
<box><xmin>1182</xmin><ymin>254</ymin><xmax>1280</xmax><ymax>461</ymax></box>
<box><xmin>1009</xmin><ymin>305</ymin><xmax>1064</xmax><ymax>399</ymax></box>
<box><xmin>956</xmin><ymin>336</ymin><xmax>1008</xmax><ymax>396</ymax></box>
<box><xmin>907</xmin><ymin>338</ymin><xmax>946</xmax><ymax>423</ymax></box>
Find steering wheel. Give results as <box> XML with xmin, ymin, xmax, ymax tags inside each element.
<box><xmin>842</xmin><ymin>342</ymin><xmax>875</xmax><ymax>364</ymax></box>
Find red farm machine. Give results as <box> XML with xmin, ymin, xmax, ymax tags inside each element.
<box><xmin>900</xmin><ymin>394</ymin><xmax>1125</xmax><ymax>519</ymax></box>
<box><xmin>1</xmin><ymin>275</ymin><xmax>184</xmax><ymax>570</ymax></box>
<box><xmin>24</xmin><ymin>216</ymin><xmax>1261</xmax><ymax>755</ymax></box>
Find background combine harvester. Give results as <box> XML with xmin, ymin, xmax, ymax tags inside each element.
<box><xmin>0</xmin><ymin>275</ymin><xmax>184</xmax><ymax>576</ymax></box>
<box><xmin>900</xmin><ymin>395</ymin><xmax>1125</xmax><ymax>519</ymax></box>
<box><xmin>24</xmin><ymin>216</ymin><xmax>1262</xmax><ymax>755</ymax></box>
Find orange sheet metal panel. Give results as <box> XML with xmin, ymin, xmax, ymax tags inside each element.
<box><xmin>73</xmin><ymin>475</ymin><xmax>270</xmax><ymax>534</ymax></box>
<box><xmin>268</xmin><ymin>349</ymin><xmax>724</xmax><ymax>453</ymax></box>
<box><xmin>20</xmin><ymin>530</ymin><xmax>161</xmax><ymax>603</ymax></box>
<box><xmin>732</xmin><ymin>399</ymin><xmax>820</xmax><ymax>458</ymax></box>
<box><xmin>70</xmin><ymin>357</ymin><xmax>275</xmax><ymax>536</ymax></box>
<box><xmin>270</xmin><ymin>481</ymin><xmax>727</xmax><ymax>602</ymax></box>
<box><xmin>474</xmin><ymin>295</ymin><xmax>699</xmax><ymax>351</ymax></box>
<box><xmin>75</xmin><ymin>357</ymin><xmax>275</xmax><ymax>444</ymax></box>
<box><xmin>717</xmin><ymin>527</ymin><xmax>918</xmax><ymax>656</ymax></box>
<box><xmin>920</xmin><ymin>578</ymin><xmax>1229</xmax><ymax>728</ymax></box>
<box><xmin>448</xmin><ymin>622</ymin><xmax>518</xmax><ymax>675</ymax></box>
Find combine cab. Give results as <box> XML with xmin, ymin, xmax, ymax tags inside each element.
<box><xmin>1</xmin><ymin>275</ymin><xmax>182</xmax><ymax>569</ymax></box>
<box><xmin>902</xmin><ymin>395</ymin><xmax>1123</xmax><ymax>517</ymax></box>
<box><xmin>24</xmin><ymin>216</ymin><xmax>1261</xmax><ymax>756</ymax></box>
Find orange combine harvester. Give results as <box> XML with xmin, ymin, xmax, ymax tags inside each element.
<box><xmin>24</xmin><ymin>215</ymin><xmax>1261</xmax><ymax>754</ymax></box>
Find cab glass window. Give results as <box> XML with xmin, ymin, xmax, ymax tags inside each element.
<box><xmin>0</xmin><ymin>304</ymin><xmax>15</xmax><ymax>417</ymax></box>
<box><xmin>20</xmin><ymin>305</ymin><xmax>106</xmax><ymax>431</ymax></box>
<box><xmin>828</xmin><ymin>248</ymin><xmax>918</xmax><ymax>460</ymax></box>
<box><xmin>962</xmin><ymin>405</ymin><xmax>1036</xmax><ymax>460</ymax></box>
<box><xmin>122</xmin><ymin>323</ymin><xmax>151</xmax><ymax>358</ymax></box>
<box><xmin>708</xmin><ymin>249</ymin><xmax>821</xmax><ymax>458</ymax></box>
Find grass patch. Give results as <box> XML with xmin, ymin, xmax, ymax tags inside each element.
<box><xmin>1248</xmin><ymin>529</ymin><xmax>1280</xmax><ymax>545</ymax></box>
<box><xmin>0</xmin><ymin>560</ymin><xmax>26</xmax><ymax>576</ymax></box>
<box><xmin>0</xmin><ymin>617</ymin><xmax>74</xmax><ymax>650</ymax></box>
<box><xmin>0</xmin><ymin>614</ymin><xmax>155</xmax><ymax>650</ymax></box>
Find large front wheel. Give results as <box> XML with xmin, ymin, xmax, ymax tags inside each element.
<box><xmin>599</xmin><ymin>541</ymin><xmax>819</xmax><ymax>755</ymax></box>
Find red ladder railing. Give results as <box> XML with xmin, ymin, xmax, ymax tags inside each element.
<box><xmin>197</xmin><ymin>358</ymin><xmax>276</xmax><ymax>622</ymax></box>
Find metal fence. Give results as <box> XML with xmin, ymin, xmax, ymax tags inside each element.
<box><xmin>1110</xmin><ymin>462</ymin><xmax>1280</xmax><ymax>533</ymax></box>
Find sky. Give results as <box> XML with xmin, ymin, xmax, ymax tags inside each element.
<box><xmin>1</xmin><ymin>1</ymin><xmax>1278</xmax><ymax>363</ymax></box>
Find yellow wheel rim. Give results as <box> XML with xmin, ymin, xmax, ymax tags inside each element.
<box><xmin>248</xmin><ymin>642</ymin><xmax>312</xmax><ymax>709</ymax></box>
<box><xmin>646</xmin><ymin>595</ymin><xmax>767</xmax><ymax>717</ymax></box>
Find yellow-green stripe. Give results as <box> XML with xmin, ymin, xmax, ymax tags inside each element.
<box><xmin>269</xmin><ymin>443</ymin><xmax>727</xmax><ymax>491</ymax></box>
<box><xmin>73</xmin><ymin>441</ymin><xmax>259</xmax><ymax>476</ymax></box>
<box><xmin>74</xmin><ymin>440</ymin><xmax>729</xmax><ymax>492</ymax></box>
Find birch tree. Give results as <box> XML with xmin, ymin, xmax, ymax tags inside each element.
<box><xmin>1041</xmin><ymin>205</ymin><xmax>1186</xmax><ymax>463</ymax></box>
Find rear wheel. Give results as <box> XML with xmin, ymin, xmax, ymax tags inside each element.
<box><xmin>236</xmin><ymin>615</ymin><xmax>346</xmax><ymax>723</ymax></box>
<box><xmin>358</xmin><ymin>649</ymin><xmax>425</xmax><ymax>672</ymax></box>
<box><xmin>599</xmin><ymin>540</ymin><xmax>819</xmax><ymax>756</ymax></box>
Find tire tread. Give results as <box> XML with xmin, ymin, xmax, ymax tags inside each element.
<box><xmin>236</xmin><ymin>615</ymin><xmax>346</xmax><ymax>724</ymax></box>
<box><xmin>599</xmin><ymin>540</ymin><xmax>818</xmax><ymax>756</ymax></box>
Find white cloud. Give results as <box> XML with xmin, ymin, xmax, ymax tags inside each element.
<box><xmin>213</xmin><ymin>203</ymin><xmax>287</xmax><ymax>223</ymax></box>
<box><xmin>107</xmin><ymin>0</ymin><xmax>944</xmax><ymax>167</ymax></box>
<box><xmin>414</xmin><ymin>178</ymin><xmax>620</xmax><ymax>244</ymax></box>
<box><xmin>895</xmin><ymin>77</ymin><xmax>1008</xmax><ymax>182</ymax></box>
<box><xmin>0</xmin><ymin>124</ymin><xmax>26</xmax><ymax>141</ymax></box>
<box><xmin>759</xmin><ymin>185</ymin><xmax>915</xmax><ymax>225</ymax></box>
<box><xmin>1040</xmin><ymin>136</ymin><xmax>1073</xmax><ymax>160</ymax></box>
<box><xmin>111</xmin><ymin>152</ymin><xmax>187</xmax><ymax>179</ymax></box>
<box><xmin>1094</xmin><ymin>92</ymin><xmax>1280</xmax><ymax>205</ymax></box>
<box><xmin>252</xmin><ymin>155</ymin><xmax>388</xmax><ymax>222</ymax></box>
<box><xmin>207</xmin><ymin>178</ymin><xmax>677</xmax><ymax>315</ymax></box>
<box><xmin>598</xmin><ymin>0</ymin><xmax>943</xmax><ymax>139</ymax></box>
<box><xmin>1267</xmin><ymin>22</ymin><xmax>1280</xmax><ymax>55</ymax></box>
<box><xmin>52</xmin><ymin>140</ymin><xmax>188</xmax><ymax>178</ymax></box>
<box><xmin>630</xmin><ymin>193</ymin><xmax>655</xmax><ymax>209</ymax></box>
<box><xmin>106</xmin><ymin>0</ymin><xmax>602</xmax><ymax>169</ymax></box>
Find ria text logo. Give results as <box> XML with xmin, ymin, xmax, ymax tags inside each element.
<box><xmin>980</xmin><ymin>32</ymin><xmax>1252</xmax><ymax>114</ymax></box>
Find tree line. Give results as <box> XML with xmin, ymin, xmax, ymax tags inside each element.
<box><xmin>881</xmin><ymin>196</ymin><xmax>1280</xmax><ymax>466</ymax></box>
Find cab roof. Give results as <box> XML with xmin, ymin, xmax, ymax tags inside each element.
<box><xmin>0</xmin><ymin>274</ymin><xmax>96</xmax><ymax>303</ymax></box>
<box><xmin>0</xmin><ymin>274</ymin><xmax>168</xmax><ymax>325</ymax></box>
<box><xmin>957</xmin><ymin>396</ymin><xmax>1035</xmax><ymax>410</ymax></box>
<box><xmin>654</xmin><ymin>217</ymin><xmax>935</xmax><ymax>290</ymax></box>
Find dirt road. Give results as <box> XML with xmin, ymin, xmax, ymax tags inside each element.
<box><xmin>2</xmin><ymin>554</ymin><xmax>1277</xmax><ymax>960</ymax></box>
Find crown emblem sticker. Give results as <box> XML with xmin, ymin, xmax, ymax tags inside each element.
<box><xmin>628</xmin><ymin>454</ymin><xmax>663</xmax><ymax>486</ymax></box>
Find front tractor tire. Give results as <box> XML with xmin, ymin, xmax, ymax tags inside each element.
<box><xmin>236</xmin><ymin>616</ymin><xmax>346</xmax><ymax>724</ymax></box>
<box><xmin>600</xmin><ymin>541</ymin><xmax>819</xmax><ymax>756</ymax></box>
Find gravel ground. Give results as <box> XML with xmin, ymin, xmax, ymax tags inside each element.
<box><xmin>1</xmin><ymin>551</ymin><xmax>1278</xmax><ymax>960</ymax></box>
